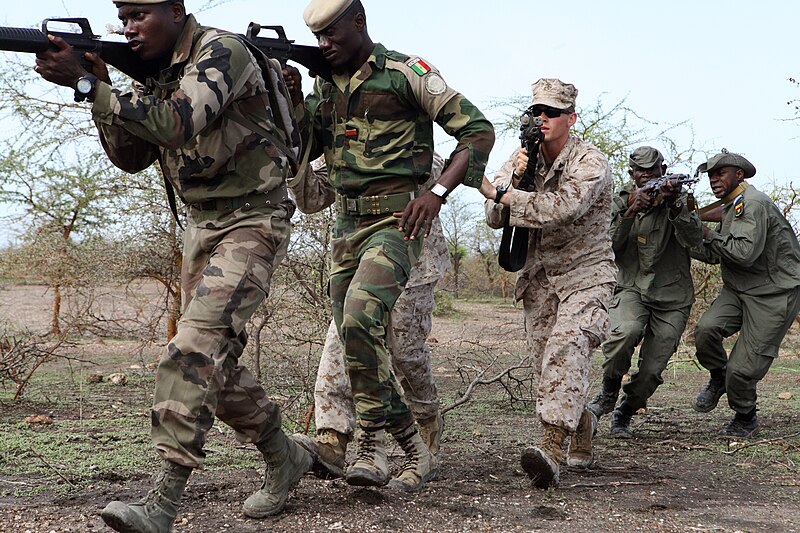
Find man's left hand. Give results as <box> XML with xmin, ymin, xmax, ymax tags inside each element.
<box><xmin>397</xmin><ymin>191</ymin><xmax>443</xmax><ymax>239</ymax></box>
<box><xmin>34</xmin><ymin>35</ymin><xmax>88</xmax><ymax>88</ymax></box>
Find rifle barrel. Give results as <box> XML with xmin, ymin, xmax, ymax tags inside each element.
<box><xmin>0</xmin><ymin>27</ymin><xmax>50</xmax><ymax>54</ymax></box>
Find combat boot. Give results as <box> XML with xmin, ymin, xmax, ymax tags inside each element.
<box><xmin>101</xmin><ymin>459</ymin><xmax>191</xmax><ymax>533</ymax></box>
<box><xmin>243</xmin><ymin>431</ymin><xmax>314</xmax><ymax>518</ymax></box>
<box><xmin>567</xmin><ymin>409</ymin><xmax>597</xmax><ymax>468</ymax></box>
<box><xmin>718</xmin><ymin>409</ymin><xmax>758</xmax><ymax>439</ymax></box>
<box><xmin>587</xmin><ymin>377</ymin><xmax>622</xmax><ymax>419</ymax></box>
<box><xmin>291</xmin><ymin>428</ymin><xmax>349</xmax><ymax>479</ymax></box>
<box><xmin>345</xmin><ymin>428</ymin><xmax>390</xmax><ymax>487</ymax></box>
<box><xmin>693</xmin><ymin>372</ymin><xmax>726</xmax><ymax>413</ymax></box>
<box><xmin>418</xmin><ymin>411</ymin><xmax>444</xmax><ymax>456</ymax></box>
<box><xmin>388</xmin><ymin>424</ymin><xmax>436</xmax><ymax>492</ymax></box>
<box><xmin>521</xmin><ymin>424</ymin><xmax>568</xmax><ymax>489</ymax></box>
<box><xmin>609</xmin><ymin>405</ymin><xmax>634</xmax><ymax>439</ymax></box>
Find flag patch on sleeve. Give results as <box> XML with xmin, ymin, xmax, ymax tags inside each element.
<box><xmin>407</xmin><ymin>58</ymin><xmax>431</xmax><ymax>76</ymax></box>
<box><xmin>734</xmin><ymin>195</ymin><xmax>744</xmax><ymax>217</ymax></box>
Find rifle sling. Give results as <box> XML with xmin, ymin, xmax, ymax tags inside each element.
<box><xmin>696</xmin><ymin>182</ymin><xmax>748</xmax><ymax>215</ymax></box>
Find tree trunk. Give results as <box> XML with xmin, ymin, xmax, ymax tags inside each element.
<box><xmin>51</xmin><ymin>284</ymin><xmax>62</xmax><ymax>336</ymax></box>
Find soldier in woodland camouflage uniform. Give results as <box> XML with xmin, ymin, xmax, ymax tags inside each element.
<box><xmin>289</xmin><ymin>154</ymin><xmax>449</xmax><ymax>478</ymax></box>
<box><xmin>34</xmin><ymin>0</ymin><xmax>314</xmax><ymax>530</ymax></box>
<box><xmin>587</xmin><ymin>147</ymin><xmax>698</xmax><ymax>438</ymax></box>
<box><xmin>481</xmin><ymin>79</ymin><xmax>616</xmax><ymax>489</ymax></box>
<box><xmin>284</xmin><ymin>0</ymin><xmax>494</xmax><ymax>492</ymax></box>
<box><xmin>669</xmin><ymin>150</ymin><xmax>800</xmax><ymax>439</ymax></box>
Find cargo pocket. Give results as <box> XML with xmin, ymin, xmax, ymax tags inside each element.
<box><xmin>579</xmin><ymin>301</ymin><xmax>610</xmax><ymax>350</ymax></box>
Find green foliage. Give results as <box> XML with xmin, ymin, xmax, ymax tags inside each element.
<box><xmin>433</xmin><ymin>290</ymin><xmax>461</xmax><ymax>318</ymax></box>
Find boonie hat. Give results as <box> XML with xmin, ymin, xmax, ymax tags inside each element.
<box><xmin>696</xmin><ymin>148</ymin><xmax>756</xmax><ymax>179</ymax></box>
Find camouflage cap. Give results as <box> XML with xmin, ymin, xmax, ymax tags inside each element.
<box><xmin>304</xmin><ymin>0</ymin><xmax>356</xmax><ymax>33</ymax></box>
<box><xmin>531</xmin><ymin>78</ymin><xmax>577</xmax><ymax>110</ymax></box>
<box><xmin>112</xmin><ymin>0</ymin><xmax>171</xmax><ymax>4</ymax></box>
<box><xmin>629</xmin><ymin>146</ymin><xmax>664</xmax><ymax>169</ymax></box>
<box><xmin>696</xmin><ymin>148</ymin><xmax>756</xmax><ymax>179</ymax></box>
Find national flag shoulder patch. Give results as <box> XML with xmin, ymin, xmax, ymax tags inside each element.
<box><xmin>407</xmin><ymin>57</ymin><xmax>431</xmax><ymax>76</ymax></box>
<box><xmin>733</xmin><ymin>194</ymin><xmax>744</xmax><ymax>217</ymax></box>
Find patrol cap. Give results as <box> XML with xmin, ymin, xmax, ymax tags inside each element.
<box><xmin>531</xmin><ymin>78</ymin><xmax>577</xmax><ymax>110</ymax></box>
<box><xmin>304</xmin><ymin>0</ymin><xmax>356</xmax><ymax>33</ymax></box>
<box><xmin>696</xmin><ymin>148</ymin><xmax>756</xmax><ymax>179</ymax></box>
<box><xmin>112</xmin><ymin>0</ymin><xmax>171</xmax><ymax>4</ymax></box>
<box><xmin>629</xmin><ymin>146</ymin><xmax>664</xmax><ymax>169</ymax></box>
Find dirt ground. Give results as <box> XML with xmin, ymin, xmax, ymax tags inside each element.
<box><xmin>0</xmin><ymin>285</ymin><xmax>799</xmax><ymax>532</ymax></box>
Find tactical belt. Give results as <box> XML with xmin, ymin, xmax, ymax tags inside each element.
<box><xmin>335</xmin><ymin>191</ymin><xmax>416</xmax><ymax>216</ymax></box>
<box><xmin>191</xmin><ymin>185</ymin><xmax>288</xmax><ymax>212</ymax></box>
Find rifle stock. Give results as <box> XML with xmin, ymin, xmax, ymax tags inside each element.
<box><xmin>0</xmin><ymin>18</ymin><xmax>331</xmax><ymax>85</ymax></box>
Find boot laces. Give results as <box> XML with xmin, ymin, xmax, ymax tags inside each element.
<box><xmin>356</xmin><ymin>431</ymin><xmax>378</xmax><ymax>460</ymax></box>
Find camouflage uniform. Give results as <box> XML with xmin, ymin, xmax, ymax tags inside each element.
<box><xmin>485</xmin><ymin>138</ymin><xmax>617</xmax><ymax>432</ymax></box>
<box><xmin>602</xmin><ymin>185</ymin><xmax>696</xmax><ymax>411</ymax></box>
<box><xmin>289</xmin><ymin>155</ymin><xmax>448</xmax><ymax>434</ymax></box>
<box><xmin>671</xmin><ymin>182</ymin><xmax>800</xmax><ymax>416</ymax></box>
<box><xmin>297</xmin><ymin>43</ymin><xmax>493</xmax><ymax>434</ymax></box>
<box><xmin>92</xmin><ymin>15</ymin><xmax>298</xmax><ymax>468</ymax></box>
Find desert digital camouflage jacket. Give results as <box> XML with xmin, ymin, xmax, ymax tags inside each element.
<box><xmin>610</xmin><ymin>186</ymin><xmax>695</xmax><ymax>309</ymax></box>
<box><xmin>485</xmin><ymin>136</ymin><xmax>617</xmax><ymax>301</ymax></box>
<box><xmin>297</xmin><ymin>43</ymin><xmax>494</xmax><ymax>198</ymax></box>
<box><xmin>670</xmin><ymin>183</ymin><xmax>800</xmax><ymax>295</ymax></box>
<box><xmin>91</xmin><ymin>15</ymin><xmax>298</xmax><ymax>213</ymax></box>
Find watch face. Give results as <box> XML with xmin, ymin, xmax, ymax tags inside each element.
<box><xmin>76</xmin><ymin>77</ymin><xmax>93</xmax><ymax>94</ymax></box>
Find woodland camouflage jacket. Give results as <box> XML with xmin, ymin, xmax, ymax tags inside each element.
<box><xmin>91</xmin><ymin>16</ymin><xmax>298</xmax><ymax>215</ymax></box>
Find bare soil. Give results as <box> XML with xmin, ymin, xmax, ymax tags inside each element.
<box><xmin>0</xmin><ymin>285</ymin><xmax>799</xmax><ymax>532</ymax></box>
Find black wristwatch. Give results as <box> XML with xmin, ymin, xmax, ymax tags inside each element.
<box><xmin>74</xmin><ymin>74</ymin><xmax>97</xmax><ymax>102</ymax></box>
<box><xmin>495</xmin><ymin>184</ymin><xmax>509</xmax><ymax>203</ymax></box>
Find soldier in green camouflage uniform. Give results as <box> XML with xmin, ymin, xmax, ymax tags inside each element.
<box><xmin>284</xmin><ymin>0</ymin><xmax>494</xmax><ymax>492</ymax></box>
<box><xmin>34</xmin><ymin>1</ymin><xmax>314</xmax><ymax>530</ymax></box>
<box><xmin>289</xmin><ymin>154</ymin><xmax>449</xmax><ymax>478</ymax></box>
<box><xmin>669</xmin><ymin>150</ymin><xmax>800</xmax><ymax>438</ymax></box>
<box><xmin>588</xmin><ymin>147</ymin><xmax>698</xmax><ymax>438</ymax></box>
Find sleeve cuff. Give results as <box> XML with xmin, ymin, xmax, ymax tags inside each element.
<box><xmin>90</xmin><ymin>82</ymin><xmax>115</xmax><ymax>125</ymax></box>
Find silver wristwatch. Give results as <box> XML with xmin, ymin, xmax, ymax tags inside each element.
<box><xmin>430</xmin><ymin>183</ymin><xmax>449</xmax><ymax>200</ymax></box>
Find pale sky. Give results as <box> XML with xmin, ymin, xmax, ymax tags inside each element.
<box><xmin>2</xmin><ymin>0</ymin><xmax>799</xmax><ymax>239</ymax></box>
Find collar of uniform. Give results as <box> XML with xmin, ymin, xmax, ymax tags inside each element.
<box><xmin>369</xmin><ymin>42</ymin><xmax>388</xmax><ymax>70</ymax></box>
<box><xmin>546</xmin><ymin>135</ymin><xmax>580</xmax><ymax>171</ymax></box>
<box><xmin>167</xmin><ymin>15</ymin><xmax>201</xmax><ymax>71</ymax></box>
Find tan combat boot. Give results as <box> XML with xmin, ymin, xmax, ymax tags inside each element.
<box><xmin>345</xmin><ymin>428</ymin><xmax>390</xmax><ymax>487</ymax></box>
<box><xmin>520</xmin><ymin>424</ymin><xmax>568</xmax><ymax>488</ymax></box>
<box><xmin>292</xmin><ymin>428</ymin><xmax>349</xmax><ymax>479</ymax></box>
<box><xmin>567</xmin><ymin>408</ymin><xmax>597</xmax><ymax>468</ymax></box>
<box><xmin>243</xmin><ymin>431</ymin><xmax>314</xmax><ymax>518</ymax></box>
<box><xmin>417</xmin><ymin>411</ymin><xmax>444</xmax><ymax>456</ymax></box>
<box><xmin>101</xmin><ymin>459</ymin><xmax>192</xmax><ymax>533</ymax></box>
<box><xmin>387</xmin><ymin>424</ymin><xmax>436</xmax><ymax>492</ymax></box>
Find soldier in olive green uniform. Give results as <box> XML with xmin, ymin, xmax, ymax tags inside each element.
<box><xmin>34</xmin><ymin>1</ymin><xmax>314</xmax><ymax>530</ymax></box>
<box><xmin>285</xmin><ymin>0</ymin><xmax>494</xmax><ymax>491</ymax></box>
<box><xmin>588</xmin><ymin>147</ymin><xmax>698</xmax><ymax>438</ymax></box>
<box><xmin>670</xmin><ymin>149</ymin><xmax>800</xmax><ymax>438</ymax></box>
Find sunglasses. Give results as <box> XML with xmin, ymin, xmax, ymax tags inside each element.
<box><xmin>530</xmin><ymin>105</ymin><xmax>572</xmax><ymax>119</ymax></box>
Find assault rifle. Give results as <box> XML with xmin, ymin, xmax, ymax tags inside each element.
<box><xmin>640</xmin><ymin>173</ymin><xmax>698</xmax><ymax>199</ymax></box>
<box><xmin>498</xmin><ymin>107</ymin><xmax>544</xmax><ymax>272</ymax></box>
<box><xmin>0</xmin><ymin>18</ymin><xmax>331</xmax><ymax>85</ymax></box>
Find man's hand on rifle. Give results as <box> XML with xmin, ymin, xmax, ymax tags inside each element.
<box><xmin>34</xmin><ymin>35</ymin><xmax>110</xmax><ymax>87</ymax></box>
<box><xmin>623</xmin><ymin>186</ymin><xmax>655</xmax><ymax>218</ymax></box>
<box><xmin>513</xmin><ymin>147</ymin><xmax>529</xmax><ymax>181</ymax></box>
<box><xmin>282</xmin><ymin>65</ymin><xmax>303</xmax><ymax>106</ymax></box>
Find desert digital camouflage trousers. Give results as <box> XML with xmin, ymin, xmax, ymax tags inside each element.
<box><xmin>151</xmin><ymin>205</ymin><xmax>292</xmax><ymax>468</ymax></box>
<box><xmin>329</xmin><ymin>215</ymin><xmax>423</xmax><ymax>433</ymax></box>
<box><xmin>523</xmin><ymin>278</ymin><xmax>614</xmax><ymax>433</ymax></box>
<box><xmin>314</xmin><ymin>281</ymin><xmax>439</xmax><ymax>435</ymax></box>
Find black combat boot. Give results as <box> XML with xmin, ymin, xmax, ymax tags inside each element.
<box><xmin>587</xmin><ymin>377</ymin><xmax>622</xmax><ymax>419</ymax></box>
<box><xmin>718</xmin><ymin>408</ymin><xmax>758</xmax><ymax>439</ymax></box>
<box><xmin>609</xmin><ymin>403</ymin><xmax>635</xmax><ymax>439</ymax></box>
<box><xmin>693</xmin><ymin>370</ymin><xmax>726</xmax><ymax>413</ymax></box>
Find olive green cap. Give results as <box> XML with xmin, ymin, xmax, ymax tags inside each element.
<box><xmin>531</xmin><ymin>78</ymin><xmax>577</xmax><ymax>110</ymax></box>
<box><xmin>696</xmin><ymin>148</ymin><xmax>756</xmax><ymax>179</ymax></box>
<box><xmin>113</xmin><ymin>0</ymin><xmax>170</xmax><ymax>4</ymax></box>
<box><xmin>303</xmin><ymin>0</ymin><xmax>356</xmax><ymax>33</ymax></box>
<box><xmin>629</xmin><ymin>146</ymin><xmax>664</xmax><ymax>169</ymax></box>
